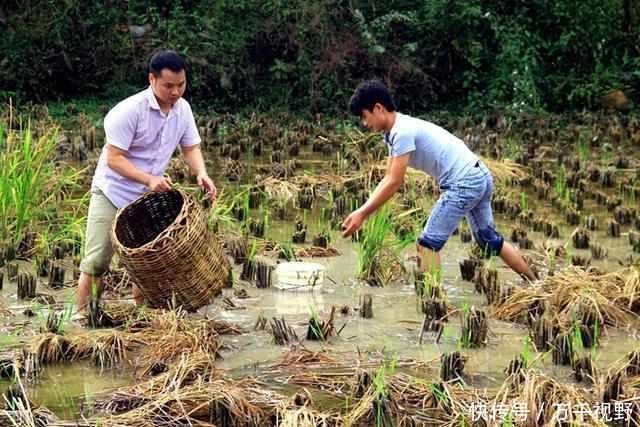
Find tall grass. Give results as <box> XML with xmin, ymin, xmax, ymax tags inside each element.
<box><xmin>0</xmin><ymin>116</ymin><xmax>78</xmax><ymax>249</ymax></box>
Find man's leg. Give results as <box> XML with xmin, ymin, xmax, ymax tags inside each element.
<box><xmin>132</xmin><ymin>285</ymin><xmax>144</xmax><ymax>305</ymax></box>
<box><xmin>76</xmin><ymin>273</ymin><xmax>103</xmax><ymax>312</ymax></box>
<box><xmin>77</xmin><ymin>190</ymin><xmax>117</xmax><ymax>312</ymax></box>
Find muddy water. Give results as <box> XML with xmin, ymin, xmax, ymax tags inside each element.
<box><xmin>1</xmin><ymin>151</ymin><xmax>639</xmax><ymax>419</ymax></box>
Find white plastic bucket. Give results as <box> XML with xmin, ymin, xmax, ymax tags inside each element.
<box><xmin>274</xmin><ymin>262</ymin><xmax>326</xmax><ymax>291</ymax></box>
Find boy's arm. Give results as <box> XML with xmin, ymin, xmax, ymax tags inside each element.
<box><xmin>360</xmin><ymin>154</ymin><xmax>409</xmax><ymax>216</ymax></box>
<box><xmin>341</xmin><ymin>153</ymin><xmax>409</xmax><ymax>236</ymax></box>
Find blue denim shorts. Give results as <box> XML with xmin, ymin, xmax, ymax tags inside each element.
<box><xmin>417</xmin><ymin>162</ymin><xmax>504</xmax><ymax>255</ymax></box>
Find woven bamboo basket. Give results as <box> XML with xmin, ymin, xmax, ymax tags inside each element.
<box><xmin>112</xmin><ymin>189</ymin><xmax>229</xmax><ymax>311</ymax></box>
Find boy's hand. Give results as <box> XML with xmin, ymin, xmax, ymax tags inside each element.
<box><xmin>342</xmin><ymin>209</ymin><xmax>365</xmax><ymax>237</ymax></box>
<box><xmin>147</xmin><ymin>175</ymin><xmax>172</xmax><ymax>192</ymax></box>
<box><xmin>197</xmin><ymin>173</ymin><xmax>217</xmax><ymax>203</ymax></box>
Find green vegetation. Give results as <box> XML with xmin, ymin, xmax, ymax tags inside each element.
<box><xmin>1</xmin><ymin>1</ymin><xmax>638</xmax><ymax>113</ymax></box>
<box><xmin>0</xmin><ymin>118</ymin><xmax>81</xmax><ymax>251</ymax></box>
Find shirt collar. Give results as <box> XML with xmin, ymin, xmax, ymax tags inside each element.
<box><xmin>384</xmin><ymin>112</ymin><xmax>402</xmax><ymax>145</ymax></box>
<box><xmin>146</xmin><ymin>86</ymin><xmax>161</xmax><ymax>111</ymax></box>
<box><xmin>145</xmin><ymin>86</ymin><xmax>179</xmax><ymax>118</ymax></box>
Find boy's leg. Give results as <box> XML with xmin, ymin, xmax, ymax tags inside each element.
<box><xmin>466</xmin><ymin>169</ymin><xmax>537</xmax><ymax>281</ymax></box>
<box><xmin>417</xmin><ymin>244</ymin><xmax>441</xmax><ymax>278</ymax></box>
<box><xmin>417</xmin><ymin>190</ymin><xmax>470</xmax><ymax>278</ymax></box>
<box><xmin>498</xmin><ymin>241</ymin><xmax>538</xmax><ymax>281</ymax></box>
<box><xmin>77</xmin><ymin>190</ymin><xmax>118</xmax><ymax>312</ymax></box>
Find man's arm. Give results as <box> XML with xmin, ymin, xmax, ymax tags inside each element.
<box><xmin>182</xmin><ymin>144</ymin><xmax>217</xmax><ymax>201</ymax></box>
<box><xmin>106</xmin><ymin>145</ymin><xmax>170</xmax><ymax>191</ymax></box>
<box><xmin>181</xmin><ymin>144</ymin><xmax>207</xmax><ymax>176</ymax></box>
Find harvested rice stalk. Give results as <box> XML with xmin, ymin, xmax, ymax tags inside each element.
<box><xmin>552</xmin><ymin>331</ymin><xmax>574</xmax><ymax>366</ymax></box>
<box><xmin>134</xmin><ymin>309</ymin><xmax>224</xmax><ymax>377</ymax></box>
<box><xmin>270</xmin><ymin>317</ymin><xmax>299</xmax><ymax>345</ymax></box>
<box><xmin>493</xmin><ymin>369</ymin><xmax>597</xmax><ymax>426</ymax></box>
<box><xmin>505</xmin><ymin>355</ymin><xmax>527</xmax><ymax>389</ymax></box>
<box><xmin>295</xmin><ymin>246</ymin><xmax>339</xmax><ymax>258</ymax></box>
<box><xmin>96</xmin><ymin>351</ymin><xmax>219</xmax><ymax>415</ymax></box>
<box><xmin>276</xmin><ymin>404</ymin><xmax>333</xmax><ymax>427</ymax></box>
<box><xmin>204</xmin><ymin>318</ymin><xmax>242</xmax><ymax>335</ymax></box>
<box><xmin>529</xmin><ymin>315</ymin><xmax>555</xmax><ymax>352</ymax></box>
<box><xmin>602</xmin><ymin>371</ymin><xmax>625</xmax><ymax>404</ymax></box>
<box><xmin>28</xmin><ymin>333</ymin><xmax>73</xmax><ymax>365</ymax></box>
<box><xmin>83</xmin><ymin>330</ymin><xmax>131</xmax><ymax>369</ymax></box>
<box><xmin>440</xmin><ymin>351</ymin><xmax>465</xmax><ymax>382</ymax></box>
<box><xmin>494</xmin><ymin>267</ymin><xmax>639</xmax><ymax>329</ymax></box>
<box><xmin>626</xmin><ymin>350</ymin><xmax>640</xmax><ymax>376</ymax></box>
<box><xmin>273</xmin><ymin>346</ymin><xmax>336</xmax><ymax>368</ymax></box>
<box><xmin>307</xmin><ymin>306</ymin><xmax>337</xmax><ymax>341</ymax></box>
<box><xmin>460</xmin><ymin>306</ymin><xmax>488</xmax><ymax>348</ymax></box>
<box><xmin>573</xmin><ymin>355</ymin><xmax>596</xmax><ymax>384</ymax></box>
<box><xmin>97</xmin><ymin>378</ymin><xmax>270</xmax><ymax>427</ymax></box>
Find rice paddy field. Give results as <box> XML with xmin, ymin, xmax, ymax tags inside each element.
<box><xmin>1</xmin><ymin>105</ymin><xmax>640</xmax><ymax>426</ymax></box>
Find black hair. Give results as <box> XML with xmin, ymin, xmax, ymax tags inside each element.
<box><xmin>349</xmin><ymin>80</ymin><xmax>396</xmax><ymax>116</ymax></box>
<box><xmin>149</xmin><ymin>50</ymin><xmax>187</xmax><ymax>76</ymax></box>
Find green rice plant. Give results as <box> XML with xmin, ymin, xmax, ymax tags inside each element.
<box><xmin>0</xmin><ymin>331</ymin><xmax>19</xmax><ymax>349</ymax></box>
<box><xmin>356</xmin><ymin>204</ymin><xmax>415</xmax><ymax>286</ymax></box>
<box><xmin>418</xmin><ymin>263</ymin><xmax>442</xmax><ymax>299</ymax></box>
<box><xmin>307</xmin><ymin>305</ymin><xmax>324</xmax><ymax>341</ymax></box>
<box><xmin>33</xmin><ymin>300</ymin><xmax>71</xmax><ymax>335</ymax></box>
<box><xmin>247</xmin><ymin>239</ymin><xmax>258</xmax><ymax>262</ymax></box>
<box><xmin>459</xmin><ymin>302</ymin><xmax>472</xmax><ymax>349</ymax></box>
<box><xmin>0</xmin><ymin>118</ymin><xmax>78</xmax><ymax>248</ymax></box>
<box><xmin>356</xmin><ymin>204</ymin><xmax>393</xmax><ymax>283</ymax></box>
<box><xmin>591</xmin><ymin>316</ymin><xmax>600</xmax><ymax>359</ymax></box>
<box><xmin>278</xmin><ymin>241</ymin><xmax>296</xmax><ymax>261</ymax></box>
<box><xmin>501</xmin><ymin>412</ymin><xmax>514</xmax><ymax>427</ymax></box>
<box><xmin>520</xmin><ymin>191</ymin><xmax>528</xmax><ymax>212</ymax></box>
<box><xmin>428</xmin><ymin>382</ymin><xmax>451</xmax><ymax>411</ymax></box>
<box><xmin>207</xmin><ymin>190</ymin><xmax>236</xmax><ymax>230</ymax></box>
<box><xmin>502</xmin><ymin>136</ymin><xmax>520</xmax><ymax>160</ymax></box>
<box><xmin>521</xmin><ymin>336</ymin><xmax>533</xmax><ymax>367</ymax></box>
<box><xmin>553</xmin><ymin>165</ymin><xmax>567</xmax><ymax>200</ymax></box>
<box><xmin>577</xmin><ymin>136</ymin><xmax>589</xmax><ymax>163</ymax></box>
<box><xmin>546</xmin><ymin>245</ymin><xmax>557</xmax><ymax>274</ymax></box>
<box><xmin>262</xmin><ymin>208</ymin><xmax>270</xmax><ymax>234</ymax></box>
<box><xmin>372</xmin><ymin>355</ymin><xmax>397</xmax><ymax>427</ymax></box>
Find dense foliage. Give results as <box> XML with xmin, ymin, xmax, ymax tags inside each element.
<box><xmin>0</xmin><ymin>0</ymin><xmax>638</xmax><ymax>113</ymax></box>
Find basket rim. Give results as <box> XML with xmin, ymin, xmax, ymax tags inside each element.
<box><xmin>111</xmin><ymin>188</ymin><xmax>188</xmax><ymax>251</ymax></box>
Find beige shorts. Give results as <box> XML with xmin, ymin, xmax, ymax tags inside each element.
<box><xmin>79</xmin><ymin>189</ymin><xmax>118</xmax><ymax>276</ymax></box>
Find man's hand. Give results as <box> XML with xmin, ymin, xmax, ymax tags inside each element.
<box><xmin>342</xmin><ymin>209</ymin><xmax>366</xmax><ymax>237</ymax></box>
<box><xmin>147</xmin><ymin>175</ymin><xmax>172</xmax><ymax>192</ymax></box>
<box><xmin>197</xmin><ymin>173</ymin><xmax>217</xmax><ymax>202</ymax></box>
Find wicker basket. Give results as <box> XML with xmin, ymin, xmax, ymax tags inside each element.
<box><xmin>112</xmin><ymin>189</ymin><xmax>229</xmax><ymax>311</ymax></box>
